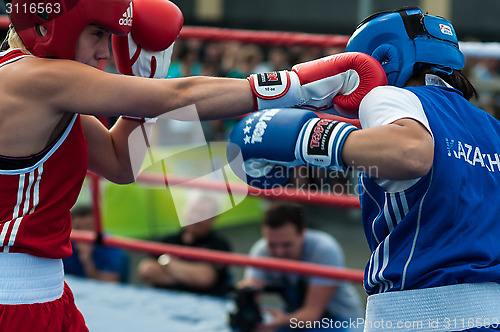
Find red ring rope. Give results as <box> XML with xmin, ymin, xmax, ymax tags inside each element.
<box><xmin>179</xmin><ymin>26</ymin><xmax>350</xmax><ymax>48</ymax></box>
<box><xmin>71</xmin><ymin>229</ymin><xmax>364</xmax><ymax>283</ymax></box>
<box><xmin>135</xmin><ymin>173</ymin><xmax>361</xmax><ymax>209</ymax></box>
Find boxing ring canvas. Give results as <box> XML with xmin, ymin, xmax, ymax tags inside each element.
<box><xmin>66</xmin><ymin>275</ymin><xmax>233</xmax><ymax>332</ymax></box>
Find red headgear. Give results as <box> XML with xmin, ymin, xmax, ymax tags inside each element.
<box><xmin>9</xmin><ymin>0</ymin><xmax>133</xmax><ymax>60</ymax></box>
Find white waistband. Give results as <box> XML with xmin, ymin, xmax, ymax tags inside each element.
<box><xmin>0</xmin><ymin>253</ymin><xmax>64</xmax><ymax>304</ymax></box>
<box><xmin>364</xmin><ymin>283</ymin><xmax>500</xmax><ymax>332</ymax></box>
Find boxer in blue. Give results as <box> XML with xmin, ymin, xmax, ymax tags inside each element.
<box><xmin>228</xmin><ymin>7</ymin><xmax>500</xmax><ymax>331</ymax></box>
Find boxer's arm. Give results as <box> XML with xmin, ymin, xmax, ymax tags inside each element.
<box><xmin>342</xmin><ymin>118</ymin><xmax>434</xmax><ymax>179</ymax></box>
<box><xmin>236</xmin><ymin>277</ymin><xmax>265</xmax><ymax>290</ymax></box>
<box><xmin>138</xmin><ymin>256</ymin><xmax>219</xmax><ymax>289</ymax></box>
<box><xmin>160</xmin><ymin>256</ymin><xmax>219</xmax><ymax>289</ymax></box>
<box><xmin>28</xmin><ymin>58</ymin><xmax>255</xmax><ymax>121</ymax></box>
<box><xmin>25</xmin><ymin>53</ymin><xmax>385</xmax><ymax>122</ymax></box>
<box><xmin>81</xmin><ymin>115</ymin><xmax>154</xmax><ymax>184</ymax></box>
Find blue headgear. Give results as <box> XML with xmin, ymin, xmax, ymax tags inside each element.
<box><xmin>345</xmin><ymin>7</ymin><xmax>465</xmax><ymax>87</ymax></box>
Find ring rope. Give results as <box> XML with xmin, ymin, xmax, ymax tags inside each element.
<box><xmin>0</xmin><ymin>16</ymin><xmax>499</xmax><ymax>57</ymax></box>
<box><xmin>135</xmin><ymin>172</ymin><xmax>361</xmax><ymax>209</ymax></box>
<box><xmin>179</xmin><ymin>26</ymin><xmax>350</xmax><ymax>48</ymax></box>
<box><xmin>71</xmin><ymin>229</ymin><xmax>365</xmax><ymax>283</ymax></box>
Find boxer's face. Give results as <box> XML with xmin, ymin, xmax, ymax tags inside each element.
<box><xmin>75</xmin><ymin>25</ymin><xmax>111</xmax><ymax>68</ymax></box>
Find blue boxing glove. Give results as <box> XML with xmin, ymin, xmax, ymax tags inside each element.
<box><xmin>226</xmin><ymin>109</ymin><xmax>358</xmax><ymax>189</ymax></box>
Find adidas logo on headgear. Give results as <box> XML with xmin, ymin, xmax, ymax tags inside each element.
<box><xmin>119</xmin><ymin>2</ymin><xmax>133</xmax><ymax>26</ymax></box>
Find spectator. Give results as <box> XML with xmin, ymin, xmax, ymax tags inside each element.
<box><xmin>138</xmin><ymin>193</ymin><xmax>232</xmax><ymax>296</ymax></box>
<box><xmin>220</xmin><ymin>41</ymin><xmax>244</xmax><ymax>76</ymax></box>
<box><xmin>469</xmin><ymin>57</ymin><xmax>500</xmax><ymax>116</ymax></box>
<box><xmin>226</xmin><ymin>44</ymin><xmax>264</xmax><ymax>78</ymax></box>
<box><xmin>238</xmin><ymin>203</ymin><xmax>363</xmax><ymax>332</ymax></box>
<box><xmin>253</xmin><ymin>46</ymin><xmax>290</xmax><ymax>73</ymax></box>
<box><xmin>200</xmin><ymin>41</ymin><xmax>226</xmax><ymax>76</ymax></box>
<box><xmin>167</xmin><ymin>39</ymin><xmax>203</xmax><ymax>78</ymax></box>
<box><xmin>63</xmin><ymin>205</ymin><xmax>129</xmax><ymax>283</ymax></box>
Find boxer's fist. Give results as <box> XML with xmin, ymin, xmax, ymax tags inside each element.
<box><xmin>227</xmin><ymin>109</ymin><xmax>315</xmax><ymax>189</ymax></box>
<box><xmin>248</xmin><ymin>52</ymin><xmax>387</xmax><ymax>117</ymax></box>
<box><xmin>112</xmin><ymin>0</ymin><xmax>183</xmax><ymax>78</ymax></box>
<box><xmin>131</xmin><ymin>0</ymin><xmax>183</xmax><ymax>52</ymax></box>
<box><xmin>113</xmin><ymin>34</ymin><xmax>174</xmax><ymax>78</ymax></box>
<box><xmin>226</xmin><ymin>109</ymin><xmax>358</xmax><ymax>189</ymax></box>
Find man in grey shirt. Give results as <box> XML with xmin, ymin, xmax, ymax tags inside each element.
<box><xmin>238</xmin><ymin>203</ymin><xmax>363</xmax><ymax>331</ymax></box>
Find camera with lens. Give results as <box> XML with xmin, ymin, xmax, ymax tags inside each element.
<box><xmin>228</xmin><ymin>287</ymin><xmax>263</xmax><ymax>332</ymax></box>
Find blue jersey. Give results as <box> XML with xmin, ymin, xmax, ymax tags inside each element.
<box><xmin>359</xmin><ymin>85</ymin><xmax>500</xmax><ymax>295</ymax></box>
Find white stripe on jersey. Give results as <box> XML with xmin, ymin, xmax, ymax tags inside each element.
<box><xmin>0</xmin><ymin>222</ymin><xmax>10</xmax><ymax>252</ymax></box>
<box><xmin>29</xmin><ymin>164</ymin><xmax>43</xmax><ymax>214</ymax></box>
<box><xmin>12</xmin><ymin>173</ymin><xmax>25</xmax><ymax>221</ymax></box>
<box><xmin>7</xmin><ymin>169</ymin><xmax>36</xmax><ymax>247</ymax></box>
<box><xmin>367</xmin><ymin>188</ymin><xmax>412</xmax><ymax>293</ymax></box>
<box><xmin>377</xmin><ymin>236</ymin><xmax>394</xmax><ymax>293</ymax></box>
<box><xmin>0</xmin><ymin>166</ymin><xmax>43</xmax><ymax>250</ymax></box>
<box><xmin>0</xmin><ymin>173</ymin><xmax>25</xmax><ymax>250</ymax></box>
<box><xmin>360</xmin><ymin>176</ymin><xmax>382</xmax><ymax>244</ymax></box>
<box><xmin>383</xmin><ymin>197</ymin><xmax>395</xmax><ymax>232</ymax></box>
<box><xmin>377</xmin><ymin>193</ymin><xmax>408</xmax><ymax>292</ymax></box>
<box><xmin>390</xmin><ymin>193</ymin><xmax>402</xmax><ymax>224</ymax></box>
<box><xmin>401</xmin><ymin>168</ymin><xmax>434</xmax><ymax>290</ymax></box>
<box><xmin>366</xmin><ymin>244</ymin><xmax>379</xmax><ymax>290</ymax></box>
<box><xmin>399</xmin><ymin>191</ymin><xmax>410</xmax><ymax>215</ymax></box>
<box><xmin>367</xmin><ymin>236</ymin><xmax>394</xmax><ymax>293</ymax></box>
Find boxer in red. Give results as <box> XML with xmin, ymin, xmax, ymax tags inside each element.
<box><xmin>0</xmin><ymin>0</ymin><xmax>386</xmax><ymax>329</ymax></box>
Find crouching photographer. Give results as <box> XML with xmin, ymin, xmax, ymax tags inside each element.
<box><xmin>231</xmin><ymin>203</ymin><xmax>364</xmax><ymax>332</ymax></box>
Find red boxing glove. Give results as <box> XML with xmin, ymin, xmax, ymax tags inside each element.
<box><xmin>248</xmin><ymin>52</ymin><xmax>387</xmax><ymax>118</ymax></box>
<box><xmin>131</xmin><ymin>0</ymin><xmax>183</xmax><ymax>52</ymax></box>
<box><xmin>112</xmin><ymin>0</ymin><xmax>183</xmax><ymax>78</ymax></box>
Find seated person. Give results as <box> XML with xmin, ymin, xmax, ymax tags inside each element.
<box><xmin>238</xmin><ymin>202</ymin><xmax>363</xmax><ymax>331</ymax></box>
<box><xmin>138</xmin><ymin>193</ymin><xmax>232</xmax><ymax>296</ymax></box>
<box><xmin>63</xmin><ymin>205</ymin><xmax>129</xmax><ymax>282</ymax></box>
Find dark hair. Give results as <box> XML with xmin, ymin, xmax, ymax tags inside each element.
<box><xmin>70</xmin><ymin>205</ymin><xmax>93</xmax><ymax>219</ymax></box>
<box><xmin>407</xmin><ymin>65</ymin><xmax>478</xmax><ymax>101</ymax></box>
<box><xmin>262</xmin><ymin>202</ymin><xmax>305</xmax><ymax>233</ymax></box>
